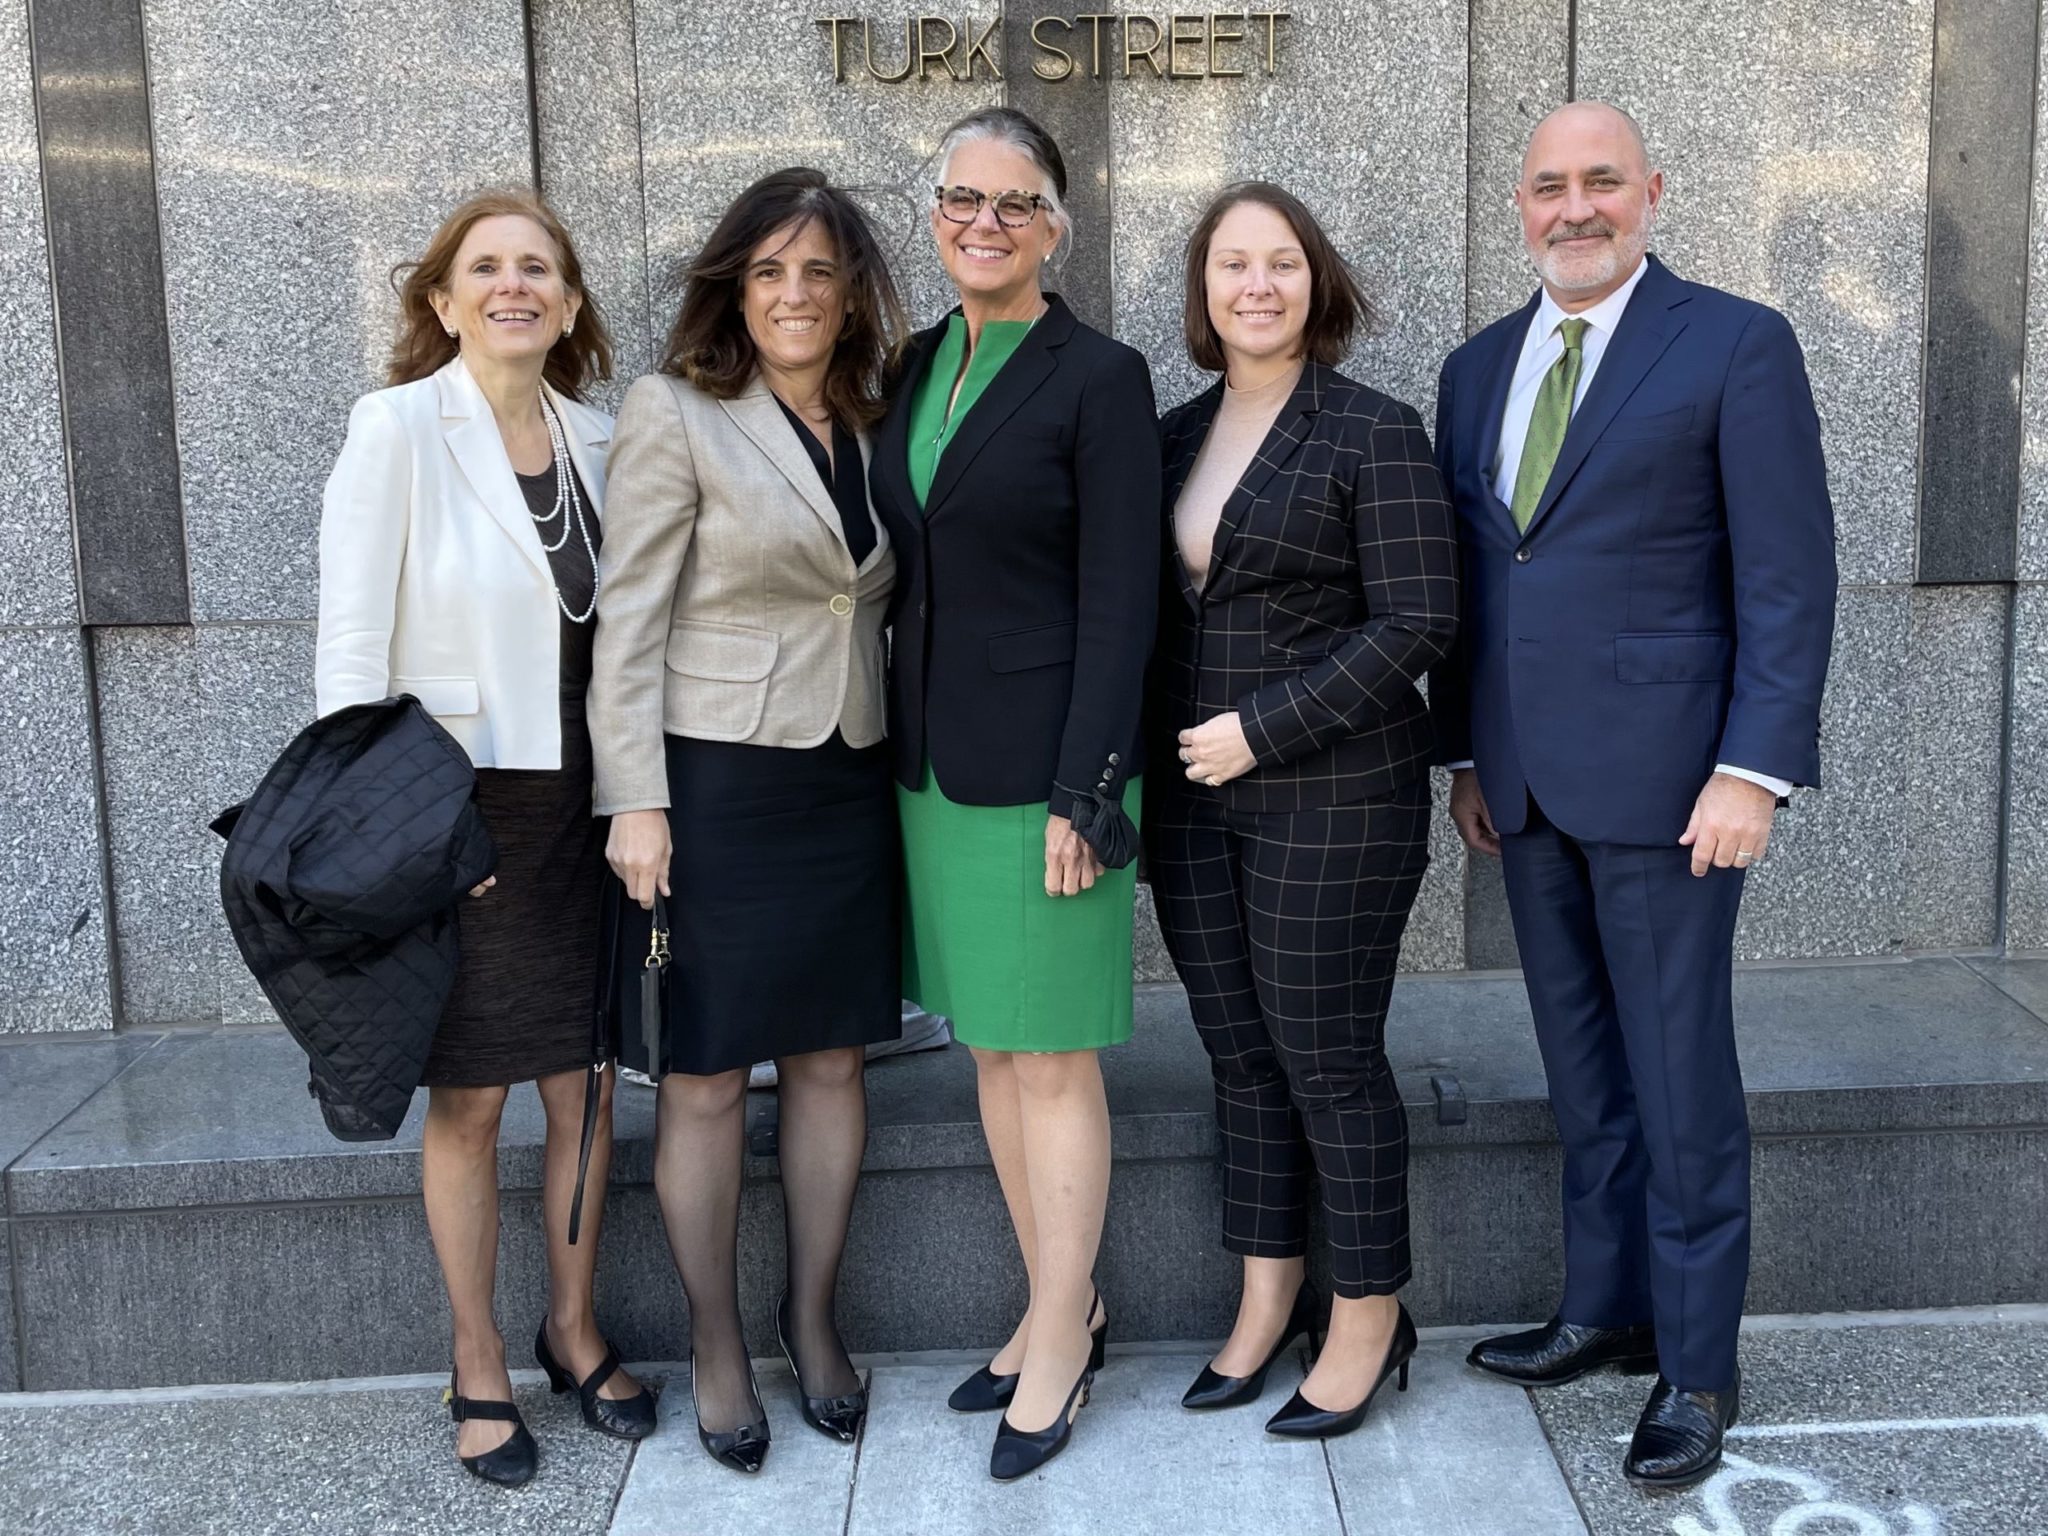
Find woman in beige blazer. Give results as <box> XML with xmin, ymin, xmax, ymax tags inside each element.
<box><xmin>316</xmin><ymin>190</ymin><xmax>652</xmax><ymax>1486</ymax></box>
<box><xmin>588</xmin><ymin>169</ymin><xmax>906</xmax><ymax>1475</ymax></box>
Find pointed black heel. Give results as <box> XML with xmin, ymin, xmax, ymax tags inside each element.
<box><xmin>690</xmin><ymin>1354</ymin><xmax>771</xmax><ymax>1474</ymax></box>
<box><xmin>949</xmin><ymin>1288</ymin><xmax>1107</xmax><ymax>1414</ymax></box>
<box><xmin>989</xmin><ymin>1360</ymin><xmax>1094</xmax><ymax>1482</ymax></box>
<box><xmin>534</xmin><ymin>1320</ymin><xmax>657</xmax><ymax>1441</ymax></box>
<box><xmin>445</xmin><ymin>1369</ymin><xmax>538</xmax><ymax>1487</ymax></box>
<box><xmin>776</xmin><ymin>1292</ymin><xmax>867</xmax><ymax>1443</ymax></box>
<box><xmin>1183</xmin><ymin>1282</ymin><xmax>1322</xmax><ymax>1411</ymax></box>
<box><xmin>1265</xmin><ymin>1302</ymin><xmax>1417</xmax><ymax>1440</ymax></box>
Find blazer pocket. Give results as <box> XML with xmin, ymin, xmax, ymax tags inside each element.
<box><xmin>1601</xmin><ymin>404</ymin><xmax>1696</xmax><ymax>442</ymax></box>
<box><xmin>393</xmin><ymin>675</ymin><xmax>480</xmax><ymax>717</ymax></box>
<box><xmin>987</xmin><ymin>621</ymin><xmax>1077</xmax><ymax>674</ymax></box>
<box><xmin>665</xmin><ymin>621</ymin><xmax>778</xmax><ymax>683</ymax></box>
<box><xmin>663</xmin><ymin>621</ymin><xmax>778</xmax><ymax>740</ymax></box>
<box><xmin>1614</xmin><ymin>631</ymin><xmax>1734</xmax><ymax>684</ymax></box>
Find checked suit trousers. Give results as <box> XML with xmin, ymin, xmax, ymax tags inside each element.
<box><xmin>1149</xmin><ymin>778</ymin><xmax>1430</xmax><ymax>1296</ymax></box>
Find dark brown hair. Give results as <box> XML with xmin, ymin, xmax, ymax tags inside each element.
<box><xmin>1181</xmin><ymin>182</ymin><xmax>1377</xmax><ymax>374</ymax></box>
<box><xmin>387</xmin><ymin>188</ymin><xmax>613</xmax><ymax>399</ymax></box>
<box><xmin>658</xmin><ymin>169</ymin><xmax>906</xmax><ymax>430</ymax></box>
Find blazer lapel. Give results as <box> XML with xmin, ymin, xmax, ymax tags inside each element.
<box><xmin>1163</xmin><ymin>387</ymin><xmax>1222</xmax><ymax>614</ymax></box>
<box><xmin>871</xmin><ymin>325</ymin><xmax>939</xmax><ymax>545</ymax></box>
<box><xmin>720</xmin><ymin>379</ymin><xmax>848</xmax><ymax>553</ymax></box>
<box><xmin>1201</xmin><ymin>362</ymin><xmax>1326</xmax><ymax>594</ymax></box>
<box><xmin>922</xmin><ymin>297</ymin><xmax>1072</xmax><ymax>520</ymax></box>
<box><xmin>1474</xmin><ymin>292</ymin><xmax>1538</xmax><ymax>540</ymax></box>
<box><xmin>438</xmin><ymin>359</ymin><xmax>551</xmax><ymax>584</ymax></box>
<box><xmin>1524</xmin><ymin>257</ymin><xmax>1688</xmax><ymax>536</ymax></box>
<box><xmin>853</xmin><ymin>427</ymin><xmax>890</xmax><ymax>575</ymax></box>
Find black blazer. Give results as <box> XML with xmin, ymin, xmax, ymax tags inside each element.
<box><xmin>871</xmin><ymin>295</ymin><xmax>1161</xmax><ymax>823</ymax></box>
<box><xmin>1151</xmin><ymin>362</ymin><xmax>1460</xmax><ymax>814</ymax></box>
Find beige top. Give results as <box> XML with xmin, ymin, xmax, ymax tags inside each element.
<box><xmin>1175</xmin><ymin>361</ymin><xmax>1302</xmax><ymax>591</ymax></box>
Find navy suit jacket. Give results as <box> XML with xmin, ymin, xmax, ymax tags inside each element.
<box><xmin>1428</xmin><ymin>256</ymin><xmax>1837</xmax><ymax>846</ymax></box>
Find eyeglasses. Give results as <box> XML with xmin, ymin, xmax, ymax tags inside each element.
<box><xmin>934</xmin><ymin>185</ymin><xmax>1050</xmax><ymax>229</ymax></box>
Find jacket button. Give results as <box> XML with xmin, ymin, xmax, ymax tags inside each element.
<box><xmin>1107</xmin><ymin>753</ymin><xmax>1120</xmax><ymax>766</ymax></box>
<box><xmin>1514</xmin><ymin>548</ymin><xmax>1532</xmax><ymax>563</ymax></box>
<box><xmin>829</xmin><ymin>594</ymin><xmax>854</xmax><ymax>616</ymax></box>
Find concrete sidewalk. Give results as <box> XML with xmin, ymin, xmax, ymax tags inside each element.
<box><xmin>3</xmin><ymin>1309</ymin><xmax>2044</xmax><ymax>1535</ymax></box>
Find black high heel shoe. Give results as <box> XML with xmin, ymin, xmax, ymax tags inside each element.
<box><xmin>690</xmin><ymin>1354</ymin><xmax>771</xmax><ymax>1474</ymax></box>
<box><xmin>1183</xmin><ymin>1282</ymin><xmax>1322</xmax><ymax>1410</ymax></box>
<box><xmin>445</xmin><ymin>1369</ymin><xmax>538</xmax><ymax>1487</ymax></box>
<box><xmin>1265</xmin><ymin>1302</ymin><xmax>1417</xmax><ymax>1440</ymax></box>
<box><xmin>535</xmin><ymin>1320</ymin><xmax>657</xmax><ymax>1441</ymax></box>
<box><xmin>948</xmin><ymin>1288</ymin><xmax>1108</xmax><ymax>1413</ymax></box>
<box><xmin>989</xmin><ymin>1360</ymin><xmax>1094</xmax><ymax>1482</ymax></box>
<box><xmin>776</xmin><ymin>1292</ymin><xmax>867</xmax><ymax>1443</ymax></box>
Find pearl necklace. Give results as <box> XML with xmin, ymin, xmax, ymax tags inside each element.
<box><xmin>535</xmin><ymin>396</ymin><xmax>599</xmax><ymax>624</ymax></box>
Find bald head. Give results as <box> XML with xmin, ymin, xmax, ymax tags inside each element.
<box><xmin>1522</xmin><ymin>101</ymin><xmax>1653</xmax><ymax>184</ymax></box>
<box><xmin>1514</xmin><ymin>100</ymin><xmax>1663</xmax><ymax>309</ymax></box>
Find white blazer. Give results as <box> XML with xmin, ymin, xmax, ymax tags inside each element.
<box><xmin>316</xmin><ymin>356</ymin><xmax>613</xmax><ymax>769</ymax></box>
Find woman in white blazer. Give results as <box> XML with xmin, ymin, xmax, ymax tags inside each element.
<box><xmin>316</xmin><ymin>189</ymin><xmax>652</xmax><ymax>1487</ymax></box>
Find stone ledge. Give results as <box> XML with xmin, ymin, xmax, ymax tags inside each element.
<box><xmin>6</xmin><ymin>957</ymin><xmax>2048</xmax><ymax>1218</ymax></box>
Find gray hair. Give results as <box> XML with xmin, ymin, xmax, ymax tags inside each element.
<box><xmin>935</xmin><ymin>106</ymin><xmax>1074</xmax><ymax>247</ymax></box>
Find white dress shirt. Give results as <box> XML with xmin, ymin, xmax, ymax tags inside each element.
<box><xmin>1452</xmin><ymin>258</ymin><xmax>1793</xmax><ymax>802</ymax></box>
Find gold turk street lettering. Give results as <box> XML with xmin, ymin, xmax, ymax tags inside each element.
<box><xmin>813</xmin><ymin>12</ymin><xmax>1292</xmax><ymax>82</ymax></box>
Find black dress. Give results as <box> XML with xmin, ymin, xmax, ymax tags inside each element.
<box><xmin>421</xmin><ymin>462</ymin><xmax>607</xmax><ymax>1088</ymax></box>
<box><xmin>611</xmin><ymin>408</ymin><xmax>901</xmax><ymax>1078</ymax></box>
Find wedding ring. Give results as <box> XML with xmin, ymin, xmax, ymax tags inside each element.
<box><xmin>1179</xmin><ymin>748</ymin><xmax>1192</xmax><ymax>764</ymax></box>
<box><xmin>1205</xmin><ymin>775</ymin><xmax>1221</xmax><ymax>787</ymax></box>
<box><xmin>1734</xmin><ymin>850</ymin><xmax>1756</xmax><ymax>865</ymax></box>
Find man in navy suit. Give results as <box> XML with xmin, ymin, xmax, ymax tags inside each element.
<box><xmin>1431</xmin><ymin>102</ymin><xmax>1836</xmax><ymax>1489</ymax></box>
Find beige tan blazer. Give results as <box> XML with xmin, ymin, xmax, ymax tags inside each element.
<box><xmin>588</xmin><ymin>372</ymin><xmax>896</xmax><ymax>814</ymax></box>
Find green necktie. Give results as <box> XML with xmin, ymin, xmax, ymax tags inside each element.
<box><xmin>1509</xmin><ymin>317</ymin><xmax>1589</xmax><ymax>532</ymax></box>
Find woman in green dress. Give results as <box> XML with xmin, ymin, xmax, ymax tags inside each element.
<box><xmin>868</xmin><ymin>107</ymin><xmax>1161</xmax><ymax>1481</ymax></box>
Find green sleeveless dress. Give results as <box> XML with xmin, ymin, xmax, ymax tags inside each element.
<box><xmin>897</xmin><ymin>314</ymin><xmax>1140</xmax><ymax>1053</ymax></box>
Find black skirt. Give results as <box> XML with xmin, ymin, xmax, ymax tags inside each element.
<box><xmin>611</xmin><ymin>731</ymin><xmax>902</xmax><ymax>1077</ymax></box>
<box><xmin>423</xmin><ymin>629</ymin><xmax>606</xmax><ymax>1087</ymax></box>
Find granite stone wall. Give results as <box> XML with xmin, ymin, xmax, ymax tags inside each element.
<box><xmin>3</xmin><ymin>0</ymin><xmax>2042</xmax><ymax>1031</ymax></box>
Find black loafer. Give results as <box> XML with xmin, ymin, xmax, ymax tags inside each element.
<box><xmin>1466</xmin><ymin>1316</ymin><xmax>1659</xmax><ymax>1387</ymax></box>
<box><xmin>1626</xmin><ymin>1371</ymin><xmax>1740</xmax><ymax>1489</ymax></box>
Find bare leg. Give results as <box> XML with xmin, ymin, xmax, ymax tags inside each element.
<box><xmin>1005</xmin><ymin>1048</ymin><xmax>1111</xmax><ymax>1432</ymax></box>
<box><xmin>534</xmin><ymin>1067</ymin><xmax>640</xmax><ymax>1401</ymax></box>
<box><xmin>423</xmin><ymin>1083</ymin><xmax>513</xmax><ymax>1459</ymax></box>
<box><xmin>1299</xmin><ymin>1292</ymin><xmax>1400</xmax><ymax>1410</ymax></box>
<box><xmin>653</xmin><ymin>1068</ymin><xmax>759</xmax><ymax>1433</ymax></box>
<box><xmin>773</xmin><ymin>1046</ymin><xmax>866</xmax><ymax>1397</ymax></box>
<box><xmin>971</xmin><ymin>1047</ymin><xmax>1038</xmax><ymax>1373</ymax></box>
<box><xmin>1211</xmin><ymin>1253</ymin><xmax>1310</xmax><ymax>1375</ymax></box>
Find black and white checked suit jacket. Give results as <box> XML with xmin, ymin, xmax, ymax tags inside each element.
<box><xmin>1151</xmin><ymin>362</ymin><xmax>1460</xmax><ymax>814</ymax></box>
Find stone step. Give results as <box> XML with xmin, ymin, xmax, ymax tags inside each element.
<box><xmin>3</xmin><ymin>955</ymin><xmax>2046</xmax><ymax>1391</ymax></box>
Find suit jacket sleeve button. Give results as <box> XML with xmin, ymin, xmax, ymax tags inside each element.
<box><xmin>1107</xmin><ymin>753</ymin><xmax>1120</xmax><ymax>766</ymax></box>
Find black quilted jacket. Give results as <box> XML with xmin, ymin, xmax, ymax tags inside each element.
<box><xmin>213</xmin><ymin>697</ymin><xmax>496</xmax><ymax>1140</ymax></box>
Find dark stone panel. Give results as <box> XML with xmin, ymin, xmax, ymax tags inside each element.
<box><xmin>1749</xmin><ymin>1127</ymin><xmax>2048</xmax><ymax>1314</ymax></box>
<box><xmin>1001</xmin><ymin>14</ymin><xmax>1113</xmax><ymax>335</ymax></box>
<box><xmin>1</xmin><ymin>1219</ymin><xmax>16</xmax><ymax>1391</ymax></box>
<box><xmin>27</xmin><ymin>0</ymin><xmax>188</xmax><ymax>624</ymax></box>
<box><xmin>1916</xmin><ymin>0</ymin><xmax>2038</xmax><ymax>582</ymax></box>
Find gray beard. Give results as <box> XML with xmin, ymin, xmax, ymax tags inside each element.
<box><xmin>1532</xmin><ymin>212</ymin><xmax>1654</xmax><ymax>294</ymax></box>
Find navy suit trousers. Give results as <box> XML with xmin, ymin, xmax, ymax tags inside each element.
<box><xmin>1499</xmin><ymin>798</ymin><xmax>1749</xmax><ymax>1392</ymax></box>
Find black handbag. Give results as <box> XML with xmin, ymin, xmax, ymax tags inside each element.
<box><xmin>600</xmin><ymin>879</ymin><xmax>672</xmax><ymax>1081</ymax></box>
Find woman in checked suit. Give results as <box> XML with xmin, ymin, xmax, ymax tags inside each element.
<box><xmin>590</xmin><ymin>169</ymin><xmax>906</xmax><ymax>1475</ymax></box>
<box><xmin>1147</xmin><ymin>182</ymin><xmax>1459</xmax><ymax>1440</ymax></box>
